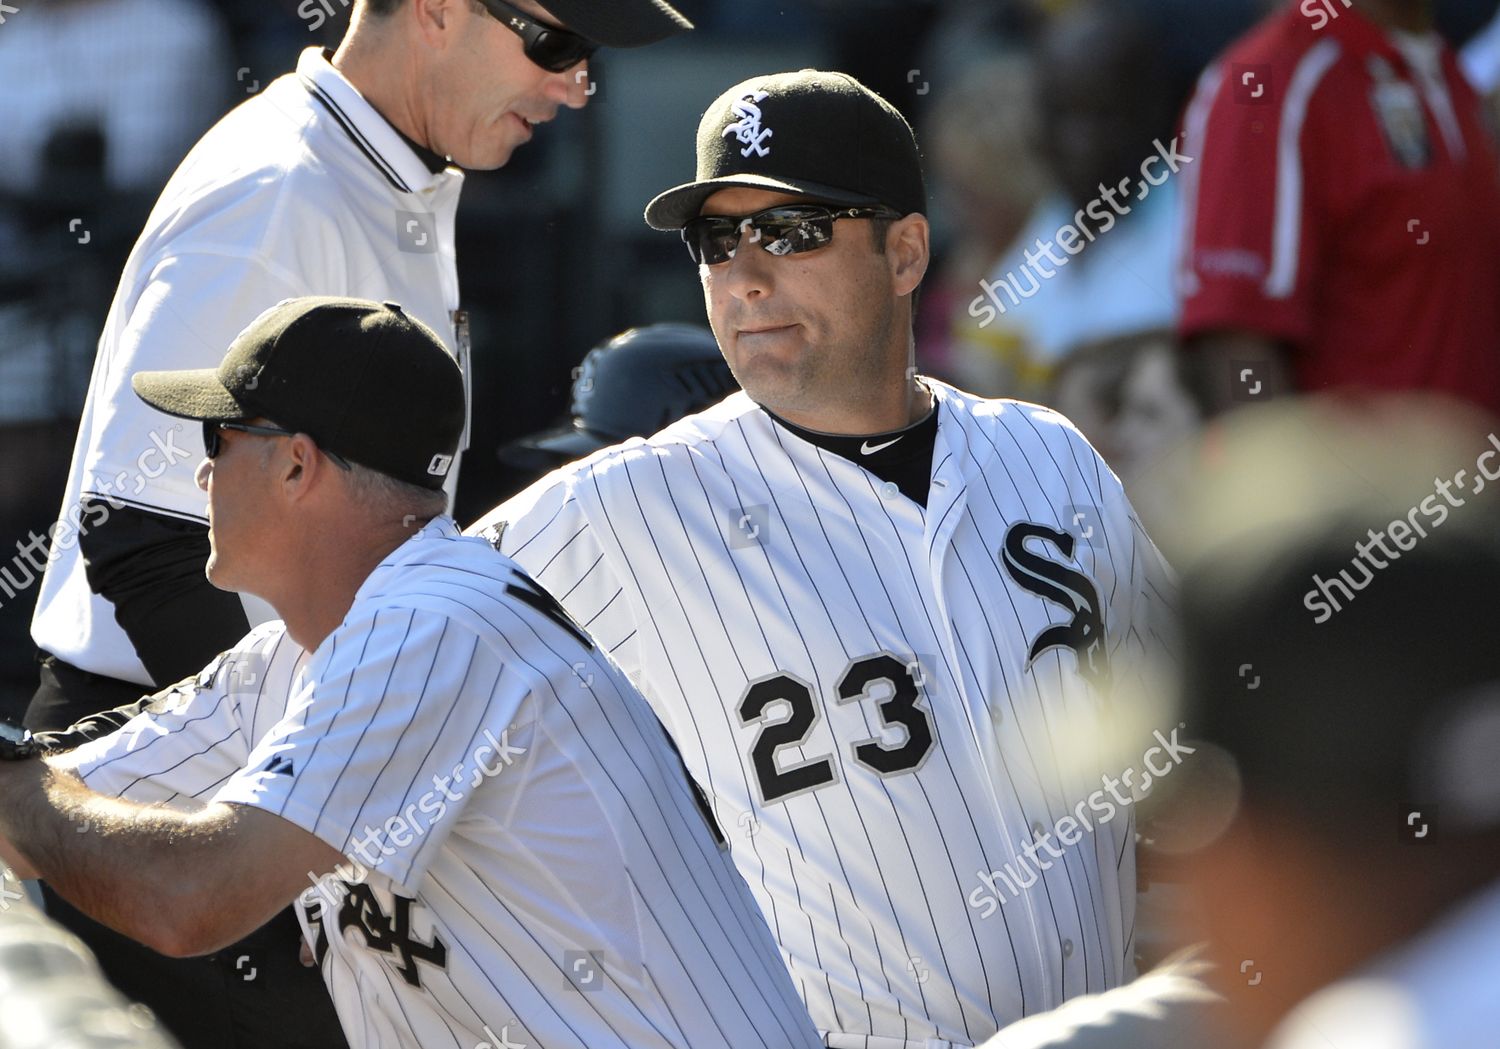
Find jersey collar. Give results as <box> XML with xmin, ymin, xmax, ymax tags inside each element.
<box><xmin>296</xmin><ymin>48</ymin><xmax>458</xmax><ymax>195</ymax></box>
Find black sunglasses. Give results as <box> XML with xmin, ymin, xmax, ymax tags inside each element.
<box><xmin>203</xmin><ymin>420</ymin><xmax>352</xmax><ymax>470</ymax></box>
<box><xmin>682</xmin><ymin>204</ymin><xmax>902</xmax><ymax>267</ymax></box>
<box><xmin>478</xmin><ymin>0</ymin><xmax>597</xmax><ymax>73</ymax></box>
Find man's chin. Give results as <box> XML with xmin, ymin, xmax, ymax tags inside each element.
<box><xmin>455</xmin><ymin>147</ymin><xmax>515</xmax><ymax>172</ymax></box>
<box><xmin>452</xmin><ymin>129</ymin><xmax>527</xmax><ymax>171</ymax></box>
<box><xmin>735</xmin><ymin>370</ymin><xmax>810</xmax><ymax>417</ymax></box>
<box><xmin>204</xmin><ymin>559</ymin><xmax>238</xmax><ymax>594</ymax></box>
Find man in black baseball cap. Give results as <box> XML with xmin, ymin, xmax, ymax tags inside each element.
<box><xmin>0</xmin><ymin>294</ymin><xmax>829</xmax><ymax>1049</ymax></box>
<box><xmin>643</xmin><ymin>69</ymin><xmax>930</xmax><ymax>437</ymax></box>
<box><xmin>472</xmin><ymin>68</ymin><xmax>1176</xmax><ymax>1046</ymax></box>
<box><xmin>130</xmin><ymin>296</ymin><xmax>463</xmax><ymax>597</ymax></box>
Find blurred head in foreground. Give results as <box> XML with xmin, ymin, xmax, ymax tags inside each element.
<box><xmin>1161</xmin><ymin>396</ymin><xmax>1500</xmax><ymax>1048</ymax></box>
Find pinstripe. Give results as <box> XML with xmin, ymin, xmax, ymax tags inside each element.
<box><xmin>484</xmin><ymin>383</ymin><xmax>1168</xmax><ymax>1042</ymax></box>
<box><xmin>308</xmin><ymin>609</ymin><xmax>416</xmax><ymax>835</ymax></box>
<box><xmin>960</xmin><ymin>426</ymin><xmax>1127</xmax><ymax>992</ymax></box>
<box><xmin>679</xmin><ymin>445</ymin><xmax>857</xmax><ymax>1014</ymax></box>
<box><xmin>956</xmin><ymin>492</ymin><xmax>1095</xmax><ymax>999</ymax></box>
<box><xmin>856</xmin><ymin>465</ymin><xmax>1016</xmax><ymax>1022</ymax></box>
<box><xmin>66</xmin><ymin>521</ymin><xmax>819</xmax><ymax>1049</ymax></box>
<box><xmin>341</xmin><ymin>618</ymin><xmax>450</xmax><ymax>843</ymax></box>
<box><xmin>947</xmin><ymin>534</ymin><xmax>1073</xmax><ymax>997</ymax></box>
<box><xmin>805</xmin><ymin>447</ymin><xmax>980</xmax><ymax>1040</ymax></box>
<box><xmin>745</xmin><ymin>425</ymin><xmax>930</xmax><ymax>1038</ymax></box>
<box><xmin>91</xmin><ymin>688</ymin><xmax>235</xmax><ymax>780</ymax></box>
<box><xmin>117</xmin><ymin>723</ymin><xmax>241</xmax><ymax>795</ymax></box>
<box><xmin>374</xmin><ymin>630</ymin><xmax>478</xmax><ymax>844</ymax></box>
<box><xmin>399</xmin><ymin>581</ymin><xmax>812</xmax><ymax>1040</ymax></box>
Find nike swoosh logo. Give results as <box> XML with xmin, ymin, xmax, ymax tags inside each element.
<box><xmin>860</xmin><ymin>437</ymin><xmax>903</xmax><ymax>455</ymax></box>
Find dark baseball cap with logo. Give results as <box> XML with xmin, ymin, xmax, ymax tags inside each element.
<box><xmin>541</xmin><ymin>0</ymin><xmax>692</xmax><ymax>47</ymax></box>
<box><xmin>132</xmin><ymin>296</ymin><xmax>464</xmax><ymax>491</ymax></box>
<box><xmin>502</xmin><ymin>323</ymin><xmax>736</xmax><ymax>467</ymax></box>
<box><xmin>644</xmin><ymin>69</ymin><xmax>927</xmax><ymax>230</ymax></box>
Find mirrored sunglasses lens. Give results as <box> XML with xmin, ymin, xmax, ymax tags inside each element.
<box><xmin>758</xmin><ymin>215</ymin><xmax>832</xmax><ymax>256</ymax></box>
<box><xmin>685</xmin><ymin>220</ymin><xmax>737</xmax><ymax>265</ymax></box>
<box><xmin>530</xmin><ymin>31</ymin><xmax>591</xmax><ymax>72</ymax></box>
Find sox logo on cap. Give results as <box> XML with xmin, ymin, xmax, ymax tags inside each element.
<box><xmin>722</xmin><ymin>90</ymin><xmax>773</xmax><ymax>157</ymax></box>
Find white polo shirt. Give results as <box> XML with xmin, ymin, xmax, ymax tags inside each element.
<box><xmin>32</xmin><ymin>48</ymin><xmax>467</xmax><ymax>686</ymax></box>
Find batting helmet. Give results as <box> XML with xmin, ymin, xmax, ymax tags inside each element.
<box><xmin>501</xmin><ymin>324</ymin><xmax>737</xmax><ymax>469</ymax></box>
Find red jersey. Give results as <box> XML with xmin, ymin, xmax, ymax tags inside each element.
<box><xmin>1178</xmin><ymin>3</ymin><xmax>1500</xmax><ymax>415</ymax></box>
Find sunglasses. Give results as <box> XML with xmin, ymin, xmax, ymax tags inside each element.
<box><xmin>203</xmin><ymin>420</ymin><xmax>351</xmax><ymax>470</ymax></box>
<box><xmin>479</xmin><ymin>0</ymin><xmax>597</xmax><ymax>73</ymax></box>
<box><xmin>682</xmin><ymin>204</ymin><xmax>902</xmax><ymax>267</ymax></box>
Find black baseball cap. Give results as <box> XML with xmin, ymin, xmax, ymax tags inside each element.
<box><xmin>501</xmin><ymin>323</ymin><xmax>736</xmax><ymax>466</ymax></box>
<box><xmin>644</xmin><ymin>69</ymin><xmax>928</xmax><ymax>230</ymax></box>
<box><xmin>132</xmin><ymin>297</ymin><xmax>464</xmax><ymax>491</ymax></box>
<box><xmin>540</xmin><ymin>0</ymin><xmax>692</xmax><ymax>47</ymax></box>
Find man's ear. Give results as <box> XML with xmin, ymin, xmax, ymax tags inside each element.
<box><xmin>888</xmin><ymin>213</ymin><xmax>930</xmax><ymax>298</ymax></box>
<box><xmin>411</xmin><ymin>0</ymin><xmax>463</xmax><ymax>45</ymax></box>
<box><xmin>279</xmin><ymin>434</ymin><xmax>325</xmax><ymax>500</ymax></box>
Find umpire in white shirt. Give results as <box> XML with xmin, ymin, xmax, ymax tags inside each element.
<box><xmin>19</xmin><ymin>2</ymin><xmax>691</xmax><ymax>1047</ymax></box>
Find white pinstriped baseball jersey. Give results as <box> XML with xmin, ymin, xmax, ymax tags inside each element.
<box><xmin>56</xmin><ymin>518</ymin><xmax>822</xmax><ymax>1049</ymax></box>
<box><xmin>471</xmin><ymin>379</ymin><xmax>1173</xmax><ymax>1048</ymax></box>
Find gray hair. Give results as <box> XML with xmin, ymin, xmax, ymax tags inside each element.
<box><xmin>343</xmin><ymin>462</ymin><xmax>449</xmax><ymax>520</ymax></box>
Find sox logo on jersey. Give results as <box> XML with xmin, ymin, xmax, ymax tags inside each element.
<box><xmin>475</xmin><ymin>379</ymin><xmax>1173</xmax><ymax>1047</ymax></box>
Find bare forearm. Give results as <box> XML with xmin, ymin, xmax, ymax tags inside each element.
<box><xmin>0</xmin><ymin>825</ymin><xmax>38</xmax><ymax>880</ymax></box>
<box><xmin>0</xmin><ymin>760</ymin><xmax>246</xmax><ymax>954</ymax></box>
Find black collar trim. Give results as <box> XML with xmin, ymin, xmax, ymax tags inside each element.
<box><xmin>299</xmin><ymin>73</ymin><xmax>413</xmax><ymax>194</ymax></box>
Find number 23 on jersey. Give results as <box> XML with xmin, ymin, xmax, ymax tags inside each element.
<box><xmin>738</xmin><ymin>653</ymin><xmax>935</xmax><ymax>804</ymax></box>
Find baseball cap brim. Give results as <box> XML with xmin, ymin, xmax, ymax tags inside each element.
<box><xmin>644</xmin><ymin>174</ymin><xmax>882</xmax><ymax>231</ymax></box>
<box><xmin>540</xmin><ymin>0</ymin><xmax>692</xmax><ymax>48</ymax></box>
<box><xmin>132</xmin><ymin>368</ymin><xmax>251</xmax><ymax>422</ymax></box>
<box><xmin>499</xmin><ymin>424</ymin><xmax>614</xmax><ymax>469</ymax></box>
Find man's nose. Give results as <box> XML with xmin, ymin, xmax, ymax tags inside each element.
<box><xmin>557</xmin><ymin>60</ymin><xmax>591</xmax><ymax>109</ymax></box>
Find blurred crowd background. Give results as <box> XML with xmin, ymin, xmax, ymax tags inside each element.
<box><xmin>2</xmin><ymin>0</ymin><xmax>1499</xmax><ymax>719</ymax></box>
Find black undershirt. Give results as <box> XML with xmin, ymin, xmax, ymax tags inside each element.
<box><xmin>393</xmin><ymin>125</ymin><xmax>451</xmax><ymax>175</ymax></box>
<box><xmin>764</xmin><ymin>402</ymin><xmax>940</xmax><ymax>508</ymax></box>
<box><xmin>322</xmin><ymin>48</ymin><xmax>451</xmax><ymax>174</ymax></box>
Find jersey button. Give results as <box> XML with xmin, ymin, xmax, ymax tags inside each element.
<box><xmin>1031</xmin><ymin>821</ymin><xmax>1046</xmax><ymax>840</ymax></box>
<box><xmin>1062</xmin><ymin>939</ymin><xmax>1074</xmax><ymax>959</ymax></box>
<box><xmin>881</xmin><ymin>481</ymin><xmax>900</xmax><ymax>499</ymax></box>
